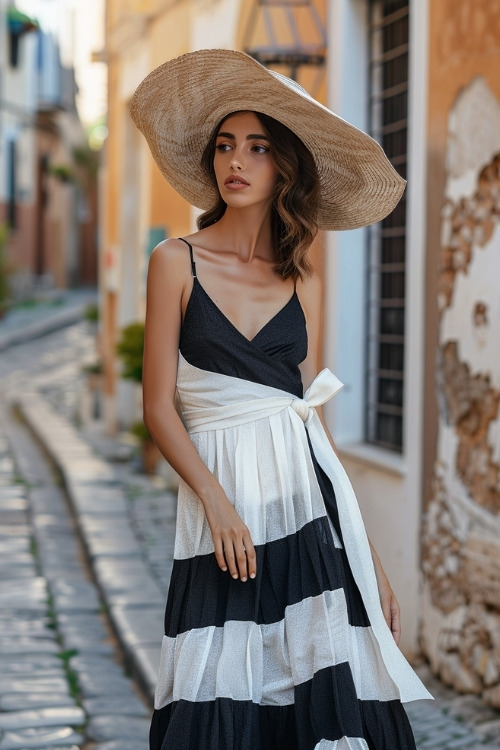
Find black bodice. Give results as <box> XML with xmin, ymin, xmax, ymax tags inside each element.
<box><xmin>178</xmin><ymin>242</ymin><xmax>307</xmax><ymax>399</ymax></box>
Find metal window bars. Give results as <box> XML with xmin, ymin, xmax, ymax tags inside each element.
<box><xmin>366</xmin><ymin>0</ymin><xmax>409</xmax><ymax>452</ymax></box>
<box><xmin>242</xmin><ymin>0</ymin><xmax>326</xmax><ymax>92</ymax></box>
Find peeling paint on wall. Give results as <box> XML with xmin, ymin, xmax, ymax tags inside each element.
<box><xmin>422</xmin><ymin>75</ymin><xmax>500</xmax><ymax>704</ymax></box>
<box><xmin>443</xmin><ymin>341</ymin><xmax>500</xmax><ymax>512</ymax></box>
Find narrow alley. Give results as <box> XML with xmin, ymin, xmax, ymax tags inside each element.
<box><xmin>0</xmin><ymin>310</ymin><xmax>499</xmax><ymax>749</ymax></box>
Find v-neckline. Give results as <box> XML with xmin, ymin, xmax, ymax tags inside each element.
<box><xmin>193</xmin><ymin>277</ymin><xmax>297</xmax><ymax>344</ymax></box>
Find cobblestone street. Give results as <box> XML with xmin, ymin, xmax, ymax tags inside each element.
<box><xmin>1</xmin><ymin>305</ymin><xmax>500</xmax><ymax>749</ymax></box>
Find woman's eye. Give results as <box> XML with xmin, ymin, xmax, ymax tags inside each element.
<box><xmin>252</xmin><ymin>145</ymin><xmax>269</xmax><ymax>154</ymax></box>
<box><xmin>216</xmin><ymin>143</ymin><xmax>231</xmax><ymax>152</ymax></box>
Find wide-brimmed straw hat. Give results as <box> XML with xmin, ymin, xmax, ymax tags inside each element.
<box><xmin>130</xmin><ymin>48</ymin><xmax>405</xmax><ymax>231</ymax></box>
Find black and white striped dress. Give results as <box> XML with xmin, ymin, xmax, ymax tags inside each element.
<box><xmin>149</xmin><ymin>240</ymin><xmax>431</xmax><ymax>749</ymax></box>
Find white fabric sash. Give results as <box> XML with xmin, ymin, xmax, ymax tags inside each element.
<box><xmin>176</xmin><ymin>354</ymin><xmax>433</xmax><ymax>704</ymax></box>
<box><xmin>183</xmin><ymin>366</ymin><xmax>343</xmax><ymax>433</ymax></box>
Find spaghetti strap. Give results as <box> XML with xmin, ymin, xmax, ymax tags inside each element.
<box><xmin>178</xmin><ymin>237</ymin><xmax>196</xmax><ymax>278</ymax></box>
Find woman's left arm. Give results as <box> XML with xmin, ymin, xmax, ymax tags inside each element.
<box><xmin>297</xmin><ymin>270</ymin><xmax>402</xmax><ymax>646</ymax></box>
<box><xmin>368</xmin><ymin>540</ymin><xmax>401</xmax><ymax>645</ymax></box>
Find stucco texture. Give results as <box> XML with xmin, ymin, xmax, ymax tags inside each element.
<box><xmin>422</xmin><ymin>0</ymin><xmax>500</xmax><ymax>704</ymax></box>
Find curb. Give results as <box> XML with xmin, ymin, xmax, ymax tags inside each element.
<box><xmin>0</xmin><ymin>301</ymin><xmax>92</xmax><ymax>352</ymax></box>
<box><xmin>14</xmin><ymin>390</ymin><xmax>163</xmax><ymax>705</ymax></box>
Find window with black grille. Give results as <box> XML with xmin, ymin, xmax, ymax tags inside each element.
<box><xmin>366</xmin><ymin>0</ymin><xmax>408</xmax><ymax>452</ymax></box>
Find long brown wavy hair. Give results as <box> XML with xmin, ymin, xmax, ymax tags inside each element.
<box><xmin>197</xmin><ymin>111</ymin><xmax>320</xmax><ymax>280</ymax></box>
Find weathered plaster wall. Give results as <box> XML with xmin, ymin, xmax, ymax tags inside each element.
<box><xmin>423</xmin><ymin>0</ymin><xmax>500</xmax><ymax>515</ymax></box>
<box><xmin>421</xmin><ymin>72</ymin><xmax>500</xmax><ymax>704</ymax></box>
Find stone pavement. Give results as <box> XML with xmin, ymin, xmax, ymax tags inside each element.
<box><xmin>0</xmin><ymin>290</ymin><xmax>96</xmax><ymax>352</ymax></box>
<box><xmin>0</xmin><ymin>397</ymin><xmax>151</xmax><ymax>750</ymax></box>
<box><xmin>1</xmin><ymin>307</ymin><xmax>500</xmax><ymax>748</ymax></box>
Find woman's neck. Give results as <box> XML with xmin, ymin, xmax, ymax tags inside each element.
<box><xmin>209</xmin><ymin>205</ymin><xmax>274</xmax><ymax>264</ymax></box>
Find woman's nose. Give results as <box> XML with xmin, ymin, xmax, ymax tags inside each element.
<box><xmin>230</xmin><ymin>150</ymin><xmax>244</xmax><ymax>170</ymax></box>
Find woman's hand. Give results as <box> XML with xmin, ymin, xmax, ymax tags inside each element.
<box><xmin>369</xmin><ymin>541</ymin><xmax>401</xmax><ymax>645</ymax></box>
<box><xmin>203</xmin><ymin>490</ymin><xmax>257</xmax><ymax>582</ymax></box>
<box><xmin>376</xmin><ymin>571</ymin><xmax>401</xmax><ymax>645</ymax></box>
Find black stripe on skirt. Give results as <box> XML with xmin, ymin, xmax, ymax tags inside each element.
<box><xmin>150</xmin><ymin>664</ymin><xmax>416</xmax><ymax>750</ymax></box>
<box><xmin>165</xmin><ymin>516</ymin><xmax>370</xmax><ymax>636</ymax></box>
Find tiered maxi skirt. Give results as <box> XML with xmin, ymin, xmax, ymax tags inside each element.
<box><xmin>150</xmin><ymin>355</ymin><xmax>432</xmax><ymax>749</ymax></box>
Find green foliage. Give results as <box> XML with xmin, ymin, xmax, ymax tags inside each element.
<box><xmin>56</xmin><ymin>649</ymin><xmax>81</xmax><ymax>700</ymax></box>
<box><xmin>50</xmin><ymin>164</ymin><xmax>74</xmax><ymax>183</ymax></box>
<box><xmin>72</xmin><ymin>144</ymin><xmax>100</xmax><ymax>178</ymax></box>
<box><xmin>130</xmin><ymin>419</ymin><xmax>150</xmax><ymax>441</ymax></box>
<box><xmin>84</xmin><ymin>302</ymin><xmax>99</xmax><ymax>323</ymax></box>
<box><xmin>116</xmin><ymin>322</ymin><xmax>144</xmax><ymax>383</ymax></box>
<box><xmin>82</xmin><ymin>359</ymin><xmax>102</xmax><ymax>375</ymax></box>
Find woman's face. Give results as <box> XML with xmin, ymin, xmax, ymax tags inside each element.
<box><xmin>213</xmin><ymin>111</ymin><xmax>277</xmax><ymax>210</ymax></box>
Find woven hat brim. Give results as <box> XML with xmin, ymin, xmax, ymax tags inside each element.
<box><xmin>130</xmin><ymin>49</ymin><xmax>406</xmax><ymax>231</ymax></box>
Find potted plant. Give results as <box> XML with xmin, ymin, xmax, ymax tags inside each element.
<box><xmin>84</xmin><ymin>302</ymin><xmax>99</xmax><ymax>326</ymax></box>
<box><xmin>130</xmin><ymin>419</ymin><xmax>160</xmax><ymax>475</ymax></box>
<box><xmin>82</xmin><ymin>358</ymin><xmax>103</xmax><ymax>391</ymax></box>
<box><xmin>50</xmin><ymin>164</ymin><xmax>74</xmax><ymax>183</ymax></box>
<box><xmin>116</xmin><ymin>322</ymin><xmax>161</xmax><ymax>474</ymax></box>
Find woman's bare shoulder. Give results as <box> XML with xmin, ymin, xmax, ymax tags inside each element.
<box><xmin>150</xmin><ymin>237</ymin><xmax>192</xmax><ymax>269</ymax></box>
<box><xmin>149</xmin><ymin>237</ymin><xmax>191</xmax><ymax>281</ymax></box>
<box><xmin>296</xmin><ymin>269</ymin><xmax>322</xmax><ymax>311</ymax></box>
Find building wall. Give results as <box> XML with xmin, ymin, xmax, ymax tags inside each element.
<box><xmin>0</xmin><ymin>5</ymin><xmax>95</xmax><ymax>292</ymax></box>
<box><xmin>0</xmin><ymin>8</ymin><xmax>38</xmax><ymax>278</ymax></box>
<box><xmin>101</xmin><ymin>0</ymin><xmax>192</xmax><ymax>430</ymax></box>
<box><xmin>325</xmin><ymin>0</ymin><xmax>429</xmax><ymax>659</ymax></box>
<box><xmin>421</xmin><ymin>0</ymin><xmax>500</xmax><ymax>704</ymax></box>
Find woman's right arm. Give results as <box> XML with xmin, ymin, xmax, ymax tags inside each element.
<box><xmin>142</xmin><ymin>240</ymin><xmax>256</xmax><ymax>581</ymax></box>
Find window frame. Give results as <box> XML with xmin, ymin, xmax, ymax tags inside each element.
<box><xmin>365</xmin><ymin>0</ymin><xmax>410</xmax><ymax>453</ymax></box>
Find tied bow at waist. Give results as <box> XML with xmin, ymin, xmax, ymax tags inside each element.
<box><xmin>291</xmin><ymin>398</ymin><xmax>313</xmax><ymax>422</ymax></box>
<box><xmin>182</xmin><ymin>369</ymin><xmax>344</xmax><ymax>433</ymax></box>
<box><xmin>176</xmin><ymin>354</ymin><xmax>434</xmax><ymax>702</ymax></box>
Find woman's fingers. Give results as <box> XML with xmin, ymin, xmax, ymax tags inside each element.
<box><xmin>382</xmin><ymin>590</ymin><xmax>401</xmax><ymax>645</ymax></box>
<box><xmin>213</xmin><ymin>537</ymin><xmax>228</xmax><ymax>573</ymax></box>
<box><xmin>216</xmin><ymin>528</ymin><xmax>256</xmax><ymax>582</ymax></box>
<box><xmin>221</xmin><ymin>533</ymin><xmax>238</xmax><ymax>579</ymax></box>
<box><xmin>235</xmin><ymin>540</ymin><xmax>248</xmax><ymax>581</ymax></box>
<box><xmin>224</xmin><ymin>532</ymin><xmax>248</xmax><ymax>581</ymax></box>
<box><xmin>390</xmin><ymin>595</ymin><xmax>401</xmax><ymax>645</ymax></box>
<box><xmin>205</xmin><ymin>497</ymin><xmax>256</xmax><ymax>581</ymax></box>
<box><xmin>243</xmin><ymin>531</ymin><xmax>257</xmax><ymax>580</ymax></box>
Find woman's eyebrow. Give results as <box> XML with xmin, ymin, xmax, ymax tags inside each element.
<box><xmin>216</xmin><ymin>131</ymin><xmax>270</xmax><ymax>141</ymax></box>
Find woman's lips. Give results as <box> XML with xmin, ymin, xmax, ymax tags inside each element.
<box><xmin>224</xmin><ymin>176</ymin><xmax>249</xmax><ymax>189</ymax></box>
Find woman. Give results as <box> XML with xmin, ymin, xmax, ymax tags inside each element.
<box><xmin>131</xmin><ymin>49</ymin><xmax>432</xmax><ymax>750</ymax></box>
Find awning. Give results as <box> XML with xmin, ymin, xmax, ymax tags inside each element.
<box><xmin>7</xmin><ymin>6</ymin><xmax>39</xmax><ymax>34</ymax></box>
